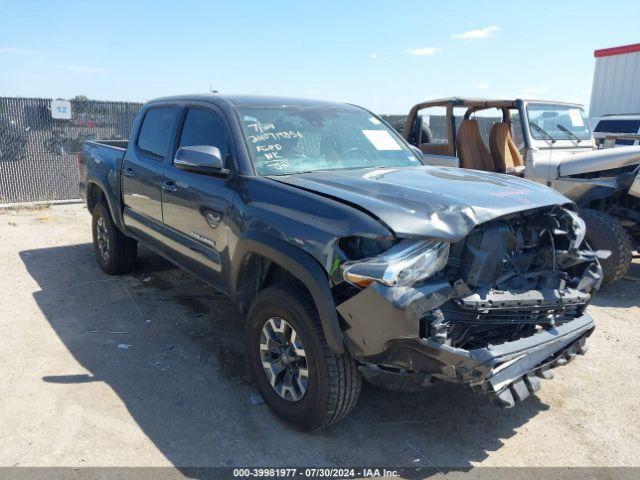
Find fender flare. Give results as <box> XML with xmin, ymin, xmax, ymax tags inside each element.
<box><xmin>231</xmin><ymin>231</ymin><xmax>344</xmax><ymax>354</ymax></box>
<box><xmin>85</xmin><ymin>177</ymin><xmax>126</xmax><ymax>232</ymax></box>
<box><xmin>572</xmin><ymin>184</ymin><xmax>619</xmax><ymax>208</ymax></box>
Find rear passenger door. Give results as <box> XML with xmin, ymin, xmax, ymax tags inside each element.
<box><xmin>160</xmin><ymin>106</ymin><xmax>237</xmax><ymax>292</ymax></box>
<box><xmin>122</xmin><ymin>106</ymin><xmax>178</xmax><ymax>245</ymax></box>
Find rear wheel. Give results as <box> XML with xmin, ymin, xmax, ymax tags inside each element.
<box><xmin>91</xmin><ymin>202</ymin><xmax>137</xmax><ymax>275</ymax></box>
<box><xmin>580</xmin><ymin>208</ymin><xmax>633</xmax><ymax>285</ymax></box>
<box><xmin>246</xmin><ymin>283</ymin><xmax>361</xmax><ymax>430</ymax></box>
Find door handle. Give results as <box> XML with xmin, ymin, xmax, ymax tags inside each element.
<box><xmin>162</xmin><ymin>181</ymin><xmax>178</xmax><ymax>193</ymax></box>
<box><xmin>123</xmin><ymin>167</ymin><xmax>135</xmax><ymax>177</ymax></box>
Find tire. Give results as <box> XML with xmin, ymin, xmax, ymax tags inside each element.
<box><xmin>580</xmin><ymin>208</ymin><xmax>633</xmax><ymax>286</ymax></box>
<box><xmin>419</xmin><ymin>125</ymin><xmax>433</xmax><ymax>144</ymax></box>
<box><xmin>246</xmin><ymin>283</ymin><xmax>361</xmax><ymax>430</ymax></box>
<box><xmin>91</xmin><ymin>201</ymin><xmax>137</xmax><ymax>275</ymax></box>
<box><xmin>390</xmin><ymin>119</ymin><xmax>433</xmax><ymax>144</ymax></box>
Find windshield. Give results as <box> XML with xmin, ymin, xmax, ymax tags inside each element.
<box><xmin>237</xmin><ymin>105</ymin><xmax>422</xmax><ymax>175</ymax></box>
<box><xmin>526</xmin><ymin>103</ymin><xmax>592</xmax><ymax>141</ymax></box>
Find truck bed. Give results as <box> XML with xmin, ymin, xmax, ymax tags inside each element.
<box><xmin>78</xmin><ymin>140</ymin><xmax>129</xmax><ymax>203</ymax></box>
<box><xmin>87</xmin><ymin>139</ymin><xmax>129</xmax><ymax>150</ymax></box>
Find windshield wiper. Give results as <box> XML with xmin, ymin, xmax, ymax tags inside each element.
<box><xmin>556</xmin><ymin>124</ymin><xmax>581</xmax><ymax>143</ymax></box>
<box><xmin>529</xmin><ymin>121</ymin><xmax>556</xmax><ymax>143</ymax></box>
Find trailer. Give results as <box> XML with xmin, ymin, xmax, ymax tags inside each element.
<box><xmin>590</xmin><ymin>43</ymin><xmax>640</xmax><ymax>119</ymax></box>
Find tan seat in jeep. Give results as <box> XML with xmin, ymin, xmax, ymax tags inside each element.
<box><xmin>489</xmin><ymin>123</ymin><xmax>525</xmax><ymax>174</ymax></box>
<box><xmin>456</xmin><ymin>119</ymin><xmax>496</xmax><ymax>172</ymax></box>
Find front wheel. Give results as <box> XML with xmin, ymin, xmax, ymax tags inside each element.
<box><xmin>580</xmin><ymin>208</ymin><xmax>633</xmax><ymax>286</ymax></box>
<box><xmin>246</xmin><ymin>283</ymin><xmax>361</xmax><ymax>430</ymax></box>
<box><xmin>91</xmin><ymin>202</ymin><xmax>137</xmax><ymax>275</ymax></box>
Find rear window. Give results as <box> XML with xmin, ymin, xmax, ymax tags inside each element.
<box><xmin>594</xmin><ymin>119</ymin><xmax>640</xmax><ymax>133</ymax></box>
<box><xmin>137</xmin><ymin>107</ymin><xmax>178</xmax><ymax>158</ymax></box>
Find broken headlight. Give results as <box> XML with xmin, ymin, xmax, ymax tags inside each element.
<box><xmin>341</xmin><ymin>240</ymin><xmax>450</xmax><ymax>288</ymax></box>
<box><xmin>566</xmin><ymin>209</ymin><xmax>586</xmax><ymax>249</ymax></box>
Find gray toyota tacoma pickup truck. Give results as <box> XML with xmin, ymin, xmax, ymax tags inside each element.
<box><xmin>78</xmin><ymin>94</ymin><xmax>603</xmax><ymax>430</ymax></box>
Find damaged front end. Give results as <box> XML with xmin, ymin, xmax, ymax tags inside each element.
<box><xmin>334</xmin><ymin>205</ymin><xmax>603</xmax><ymax>406</ymax></box>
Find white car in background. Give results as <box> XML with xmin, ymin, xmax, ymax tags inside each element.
<box><xmin>591</xmin><ymin>115</ymin><xmax>640</xmax><ymax>148</ymax></box>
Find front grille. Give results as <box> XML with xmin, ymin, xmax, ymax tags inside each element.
<box><xmin>442</xmin><ymin>302</ymin><xmax>586</xmax><ymax>326</ymax></box>
<box><xmin>430</xmin><ymin>300</ymin><xmax>588</xmax><ymax>350</ymax></box>
<box><xmin>565</xmin><ymin>163</ymin><xmax>638</xmax><ymax>179</ymax></box>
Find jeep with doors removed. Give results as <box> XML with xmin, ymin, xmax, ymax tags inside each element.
<box><xmin>79</xmin><ymin>94</ymin><xmax>603</xmax><ymax>430</ymax></box>
<box><xmin>391</xmin><ymin>98</ymin><xmax>640</xmax><ymax>285</ymax></box>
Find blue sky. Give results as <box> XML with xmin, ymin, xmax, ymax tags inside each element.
<box><xmin>1</xmin><ymin>0</ymin><xmax>638</xmax><ymax>113</ymax></box>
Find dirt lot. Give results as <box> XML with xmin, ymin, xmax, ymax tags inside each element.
<box><xmin>1</xmin><ymin>203</ymin><xmax>639</xmax><ymax>468</ymax></box>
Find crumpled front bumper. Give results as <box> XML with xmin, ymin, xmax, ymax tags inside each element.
<box><xmin>337</xmin><ymin>281</ymin><xmax>595</xmax><ymax>406</ymax></box>
<box><xmin>441</xmin><ymin>313</ymin><xmax>593</xmax><ymax>406</ymax></box>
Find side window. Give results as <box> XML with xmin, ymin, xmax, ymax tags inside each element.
<box><xmin>137</xmin><ymin>107</ymin><xmax>178</xmax><ymax>159</ymax></box>
<box><xmin>178</xmin><ymin>108</ymin><xmax>231</xmax><ymax>162</ymax></box>
<box><xmin>510</xmin><ymin>111</ymin><xmax>525</xmax><ymax>149</ymax></box>
<box><xmin>593</xmin><ymin>119</ymin><xmax>640</xmax><ymax>133</ymax></box>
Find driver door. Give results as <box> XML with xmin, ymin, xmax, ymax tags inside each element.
<box><xmin>161</xmin><ymin>106</ymin><xmax>236</xmax><ymax>292</ymax></box>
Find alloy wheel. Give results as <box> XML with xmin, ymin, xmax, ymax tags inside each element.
<box><xmin>96</xmin><ymin>216</ymin><xmax>110</xmax><ymax>261</ymax></box>
<box><xmin>259</xmin><ymin>316</ymin><xmax>309</xmax><ymax>402</ymax></box>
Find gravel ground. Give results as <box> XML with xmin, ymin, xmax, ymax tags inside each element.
<box><xmin>1</xmin><ymin>203</ymin><xmax>639</xmax><ymax>468</ymax></box>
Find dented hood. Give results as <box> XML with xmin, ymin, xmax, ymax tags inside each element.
<box><xmin>270</xmin><ymin>166</ymin><xmax>570</xmax><ymax>241</ymax></box>
<box><xmin>559</xmin><ymin>146</ymin><xmax>640</xmax><ymax>177</ymax></box>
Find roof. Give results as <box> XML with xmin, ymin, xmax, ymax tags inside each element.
<box><xmin>597</xmin><ymin>113</ymin><xmax>640</xmax><ymax>119</ymax></box>
<box><xmin>417</xmin><ymin>97</ymin><xmax>516</xmax><ymax>107</ymax></box>
<box><xmin>224</xmin><ymin>94</ymin><xmax>351</xmax><ymax>108</ymax></box>
<box><xmin>409</xmin><ymin>97</ymin><xmax>583</xmax><ymax>109</ymax></box>
<box><xmin>594</xmin><ymin>43</ymin><xmax>640</xmax><ymax>58</ymax></box>
<box><xmin>147</xmin><ymin>93</ymin><xmax>355</xmax><ymax>109</ymax></box>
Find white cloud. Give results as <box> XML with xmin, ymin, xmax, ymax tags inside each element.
<box><xmin>67</xmin><ymin>65</ymin><xmax>108</xmax><ymax>76</ymax></box>
<box><xmin>518</xmin><ymin>86</ymin><xmax>550</xmax><ymax>98</ymax></box>
<box><xmin>369</xmin><ymin>53</ymin><xmax>377</xmax><ymax>60</ymax></box>
<box><xmin>476</xmin><ymin>82</ymin><xmax>489</xmax><ymax>89</ymax></box>
<box><xmin>451</xmin><ymin>25</ymin><xmax>500</xmax><ymax>40</ymax></box>
<box><xmin>405</xmin><ymin>47</ymin><xmax>441</xmax><ymax>56</ymax></box>
<box><xmin>0</xmin><ymin>46</ymin><xmax>35</xmax><ymax>55</ymax></box>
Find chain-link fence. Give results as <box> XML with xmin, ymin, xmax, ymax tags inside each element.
<box><xmin>0</xmin><ymin>97</ymin><xmax>142</xmax><ymax>203</ymax></box>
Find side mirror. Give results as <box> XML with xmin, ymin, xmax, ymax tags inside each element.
<box><xmin>410</xmin><ymin>145</ymin><xmax>423</xmax><ymax>158</ymax></box>
<box><xmin>174</xmin><ymin>145</ymin><xmax>230</xmax><ymax>177</ymax></box>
